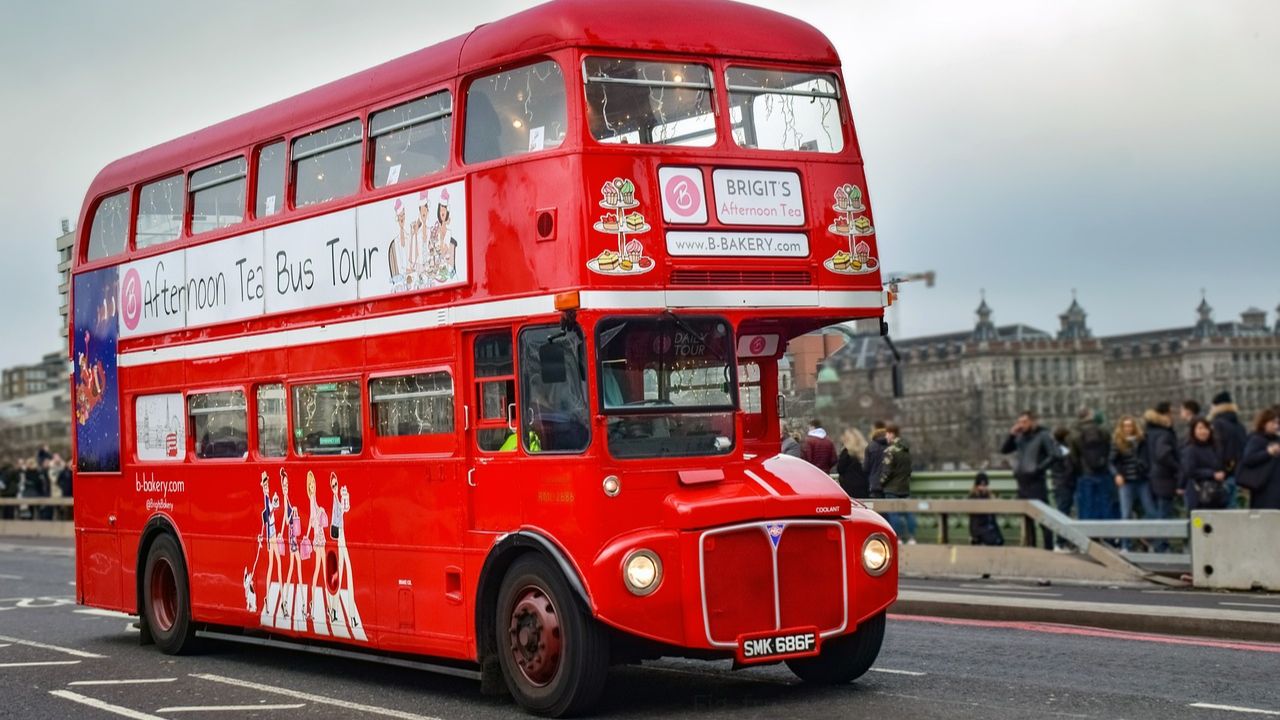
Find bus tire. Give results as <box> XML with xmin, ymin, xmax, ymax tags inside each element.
<box><xmin>496</xmin><ymin>554</ymin><xmax>609</xmax><ymax>717</ymax></box>
<box><xmin>142</xmin><ymin>533</ymin><xmax>196</xmax><ymax>655</ymax></box>
<box><xmin>786</xmin><ymin>611</ymin><xmax>885</xmax><ymax>685</ymax></box>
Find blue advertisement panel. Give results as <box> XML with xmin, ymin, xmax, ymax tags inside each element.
<box><xmin>73</xmin><ymin>266</ymin><xmax>121</xmax><ymax>472</ymax></box>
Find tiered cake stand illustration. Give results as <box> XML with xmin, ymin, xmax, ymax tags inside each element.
<box><xmin>587</xmin><ymin>182</ymin><xmax>656</xmax><ymax>276</ymax></box>
<box><xmin>824</xmin><ymin>185</ymin><xmax>878</xmax><ymax>275</ymax></box>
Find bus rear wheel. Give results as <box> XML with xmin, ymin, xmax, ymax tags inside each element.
<box><xmin>786</xmin><ymin>611</ymin><xmax>886</xmax><ymax>684</ymax></box>
<box><xmin>495</xmin><ymin>554</ymin><xmax>608</xmax><ymax>717</ymax></box>
<box><xmin>143</xmin><ymin>534</ymin><xmax>196</xmax><ymax>654</ymax></box>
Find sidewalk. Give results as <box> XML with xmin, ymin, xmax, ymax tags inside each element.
<box><xmin>893</xmin><ymin>577</ymin><xmax>1280</xmax><ymax>643</ymax></box>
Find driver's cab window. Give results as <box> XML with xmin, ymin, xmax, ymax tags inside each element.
<box><xmin>519</xmin><ymin>325</ymin><xmax>589</xmax><ymax>453</ymax></box>
<box><xmin>473</xmin><ymin>333</ymin><xmax>517</xmax><ymax>452</ymax></box>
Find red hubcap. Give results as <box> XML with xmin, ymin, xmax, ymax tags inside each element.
<box><xmin>149</xmin><ymin>557</ymin><xmax>178</xmax><ymax>632</ymax></box>
<box><xmin>508</xmin><ymin>586</ymin><xmax>562</xmax><ymax>687</ymax></box>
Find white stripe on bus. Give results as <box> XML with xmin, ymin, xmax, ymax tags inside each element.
<box><xmin>117</xmin><ymin>289</ymin><xmax>886</xmax><ymax>368</ymax></box>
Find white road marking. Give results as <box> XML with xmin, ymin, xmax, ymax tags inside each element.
<box><xmin>871</xmin><ymin>668</ymin><xmax>927</xmax><ymax>676</ymax></box>
<box><xmin>49</xmin><ymin>690</ymin><xmax>167</xmax><ymax>720</ymax></box>
<box><xmin>191</xmin><ymin>673</ymin><xmax>446</xmax><ymax>719</ymax></box>
<box><xmin>1219</xmin><ymin>602</ymin><xmax>1280</xmax><ymax>610</ymax></box>
<box><xmin>0</xmin><ymin>573</ymin><xmax>22</xmax><ymax>580</ymax></box>
<box><xmin>0</xmin><ymin>643</ymin><xmax>10</xmax><ymax>648</ymax></box>
<box><xmin>0</xmin><ymin>633</ymin><xmax>106</xmax><ymax>658</ymax></box>
<box><xmin>1189</xmin><ymin>702</ymin><xmax>1280</xmax><ymax>716</ymax></box>
<box><xmin>75</xmin><ymin>608</ymin><xmax>135</xmax><ymax>618</ymax></box>
<box><xmin>0</xmin><ymin>660</ymin><xmax>82</xmax><ymax>668</ymax></box>
<box><xmin>156</xmin><ymin>704</ymin><xmax>306</xmax><ymax>713</ymax></box>
<box><xmin>68</xmin><ymin>678</ymin><xmax>177</xmax><ymax>686</ymax></box>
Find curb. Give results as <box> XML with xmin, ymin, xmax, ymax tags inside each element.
<box><xmin>892</xmin><ymin>590</ymin><xmax>1280</xmax><ymax>644</ymax></box>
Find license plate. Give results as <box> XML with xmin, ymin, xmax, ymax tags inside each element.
<box><xmin>736</xmin><ymin>627</ymin><xmax>820</xmax><ymax>664</ymax></box>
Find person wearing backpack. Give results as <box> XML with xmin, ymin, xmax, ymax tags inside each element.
<box><xmin>1071</xmin><ymin>408</ymin><xmax>1114</xmax><ymax>520</ymax></box>
<box><xmin>1238</xmin><ymin>407</ymin><xmax>1280</xmax><ymax>511</ymax></box>
<box><xmin>1000</xmin><ymin>410</ymin><xmax>1057</xmax><ymax>549</ymax></box>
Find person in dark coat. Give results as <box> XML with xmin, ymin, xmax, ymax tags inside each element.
<box><xmin>1071</xmin><ymin>408</ymin><xmax>1114</xmax><ymax>520</ymax></box>
<box><xmin>864</xmin><ymin>421</ymin><xmax>888</xmax><ymax>495</ymax></box>
<box><xmin>780</xmin><ymin>421</ymin><xmax>803</xmax><ymax>458</ymax></box>
<box><xmin>801</xmin><ymin>418</ymin><xmax>837</xmax><ymax>474</ymax></box>
<box><xmin>835</xmin><ymin>428</ymin><xmax>870</xmax><ymax>498</ymax></box>
<box><xmin>1209</xmin><ymin>390</ymin><xmax>1247</xmax><ymax>507</ymax></box>
<box><xmin>1000</xmin><ymin>410</ymin><xmax>1056</xmax><ymax>549</ymax></box>
<box><xmin>1239</xmin><ymin>408</ymin><xmax>1280</xmax><ymax>511</ymax></box>
<box><xmin>879</xmin><ymin>424</ymin><xmax>917</xmax><ymax>544</ymax></box>
<box><xmin>1144</xmin><ymin>403</ymin><xmax>1180</xmax><ymax>521</ymax></box>
<box><xmin>1182</xmin><ymin>418</ymin><xmax>1228</xmax><ymax>511</ymax></box>
<box><xmin>968</xmin><ymin>472</ymin><xmax>1004</xmax><ymax>546</ymax></box>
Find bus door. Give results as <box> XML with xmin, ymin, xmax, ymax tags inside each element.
<box><xmin>464</xmin><ymin>330</ymin><xmax>522</xmax><ymax>532</ymax></box>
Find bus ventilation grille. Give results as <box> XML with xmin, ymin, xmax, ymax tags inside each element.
<box><xmin>669</xmin><ymin>270</ymin><xmax>812</xmax><ymax>286</ymax></box>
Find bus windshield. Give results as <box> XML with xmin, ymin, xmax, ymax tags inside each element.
<box><xmin>596</xmin><ymin>315</ymin><xmax>736</xmax><ymax>459</ymax></box>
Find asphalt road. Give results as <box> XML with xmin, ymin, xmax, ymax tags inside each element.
<box><xmin>2</xmin><ymin>537</ymin><xmax>1278</xmax><ymax>720</ymax></box>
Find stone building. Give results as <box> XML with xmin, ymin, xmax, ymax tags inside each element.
<box><xmin>1</xmin><ymin>351</ymin><xmax>68</xmax><ymax>401</ymax></box>
<box><xmin>793</xmin><ymin>296</ymin><xmax>1280</xmax><ymax>469</ymax></box>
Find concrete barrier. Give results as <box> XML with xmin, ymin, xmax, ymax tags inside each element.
<box><xmin>900</xmin><ymin>544</ymin><xmax>1143</xmax><ymax>585</ymax></box>
<box><xmin>1191</xmin><ymin>510</ymin><xmax>1280</xmax><ymax>591</ymax></box>
<box><xmin>0</xmin><ymin>498</ymin><xmax>74</xmax><ymax>539</ymax></box>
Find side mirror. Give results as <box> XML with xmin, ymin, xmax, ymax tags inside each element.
<box><xmin>539</xmin><ymin>342</ymin><xmax>567</xmax><ymax>384</ymax></box>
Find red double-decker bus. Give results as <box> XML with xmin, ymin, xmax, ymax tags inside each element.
<box><xmin>69</xmin><ymin>0</ymin><xmax>896</xmax><ymax>714</ymax></box>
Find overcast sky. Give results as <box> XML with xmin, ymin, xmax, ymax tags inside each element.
<box><xmin>0</xmin><ymin>0</ymin><xmax>1276</xmax><ymax>370</ymax></box>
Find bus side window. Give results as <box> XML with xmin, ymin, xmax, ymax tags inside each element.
<box><xmin>473</xmin><ymin>333</ymin><xmax>516</xmax><ymax>452</ymax></box>
<box><xmin>464</xmin><ymin>60</ymin><xmax>566</xmax><ymax>164</ymax></box>
<box><xmin>292</xmin><ymin>120</ymin><xmax>363</xmax><ymax>208</ymax></box>
<box><xmin>189</xmin><ymin>390</ymin><xmax>249</xmax><ymax>460</ymax></box>
<box><xmin>86</xmin><ymin>191</ymin><xmax>130</xmax><ymax>261</ymax></box>
<box><xmin>518</xmin><ymin>325</ymin><xmax>589</xmax><ymax>453</ymax></box>
<box><xmin>370</xmin><ymin>91</ymin><xmax>452</xmax><ymax>188</ymax></box>
<box><xmin>291</xmin><ymin>381</ymin><xmax>362</xmax><ymax>456</ymax></box>
<box><xmin>256</xmin><ymin>383</ymin><xmax>287</xmax><ymax>458</ymax></box>
<box><xmin>136</xmin><ymin>174</ymin><xmax>184</xmax><ymax>249</ymax></box>
<box><xmin>255</xmin><ymin>141</ymin><xmax>285</xmax><ymax>218</ymax></box>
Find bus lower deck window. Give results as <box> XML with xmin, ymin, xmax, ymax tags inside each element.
<box><xmin>189</xmin><ymin>390</ymin><xmax>249</xmax><ymax>459</ymax></box>
<box><xmin>292</xmin><ymin>381</ymin><xmax>362</xmax><ymax>455</ymax></box>
<box><xmin>370</xmin><ymin>371</ymin><xmax>455</xmax><ymax>437</ymax></box>
<box><xmin>256</xmin><ymin>384</ymin><xmax>287</xmax><ymax>457</ymax></box>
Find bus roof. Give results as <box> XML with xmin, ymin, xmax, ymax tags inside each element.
<box><xmin>79</xmin><ymin>0</ymin><xmax>838</xmax><ymax>231</ymax></box>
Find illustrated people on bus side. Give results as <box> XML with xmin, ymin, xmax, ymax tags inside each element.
<box><xmin>801</xmin><ymin>418</ymin><xmax>836</xmax><ymax>473</ymax></box>
<box><xmin>387</xmin><ymin>198</ymin><xmax>407</xmax><ymax>286</ymax></box>
<box><xmin>258</xmin><ymin>471</ymin><xmax>281</xmax><ymax>614</ymax></box>
<box><xmin>279</xmin><ymin>468</ymin><xmax>304</xmax><ymax>619</ymax></box>
<box><xmin>431</xmin><ymin>189</ymin><xmax>458</xmax><ymax>280</ymax></box>
<box><xmin>305</xmin><ymin>470</ymin><xmax>330</xmax><ymax>621</ymax></box>
<box><xmin>1182</xmin><ymin>418</ymin><xmax>1228</xmax><ymax>511</ymax></box>
<box><xmin>1208</xmin><ymin>390</ymin><xmax>1246</xmax><ymax>508</ymax></box>
<box><xmin>835</xmin><ymin>427</ymin><xmax>870</xmax><ymax>498</ymax></box>
<box><xmin>1239</xmin><ymin>407</ymin><xmax>1280</xmax><ymax>510</ymax></box>
<box><xmin>329</xmin><ymin>471</ymin><xmax>356</xmax><ymax>625</ymax></box>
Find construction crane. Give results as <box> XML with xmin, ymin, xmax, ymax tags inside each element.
<box><xmin>883</xmin><ymin>270</ymin><xmax>936</xmax><ymax>338</ymax></box>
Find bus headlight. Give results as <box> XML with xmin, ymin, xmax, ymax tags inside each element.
<box><xmin>622</xmin><ymin>549</ymin><xmax>662</xmax><ymax>595</ymax></box>
<box><xmin>862</xmin><ymin>534</ymin><xmax>892</xmax><ymax>576</ymax></box>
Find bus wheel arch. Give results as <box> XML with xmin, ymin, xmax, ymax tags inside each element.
<box><xmin>135</xmin><ymin>517</ymin><xmax>195</xmax><ymax>652</ymax></box>
<box><xmin>475</xmin><ymin>531</ymin><xmax>593</xmax><ymax>695</ymax></box>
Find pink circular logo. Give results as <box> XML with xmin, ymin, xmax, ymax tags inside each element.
<box><xmin>121</xmin><ymin>268</ymin><xmax>142</xmax><ymax>331</ymax></box>
<box><xmin>664</xmin><ymin>173</ymin><xmax>702</xmax><ymax>218</ymax></box>
<box><xmin>749</xmin><ymin>336</ymin><xmax>767</xmax><ymax>355</ymax></box>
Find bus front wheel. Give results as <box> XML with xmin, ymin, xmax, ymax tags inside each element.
<box><xmin>142</xmin><ymin>534</ymin><xmax>196</xmax><ymax>654</ymax></box>
<box><xmin>495</xmin><ymin>554</ymin><xmax>609</xmax><ymax>717</ymax></box>
<box><xmin>786</xmin><ymin>611</ymin><xmax>886</xmax><ymax>684</ymax></box>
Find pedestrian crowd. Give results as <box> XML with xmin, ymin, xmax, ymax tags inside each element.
<box><xmin>788</xmin><ymin>389</ymin><xmax>1280</xmax><ymax>550</ymax></box>
<box><xmin>0</xmin><ymin>444</ymin><xmax>73</xmax><ymax>520</ymax></box>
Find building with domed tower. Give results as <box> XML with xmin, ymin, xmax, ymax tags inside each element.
<box><xmin>786</xmin><ymin>295</ymin><xmax>1280</xmax><ymax>469</ymax></box>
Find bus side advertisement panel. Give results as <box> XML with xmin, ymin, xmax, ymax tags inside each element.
<box><xmin>73</xmin><ymin>266</ymin><xmax>122</xmax><ymax>472</ymax></box>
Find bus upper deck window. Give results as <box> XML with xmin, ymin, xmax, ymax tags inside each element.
<box><xmin>136</xmin><ymin>175</ymin><xmax>184</xmax><ymax>249</ymax></box>
<box><xmin>370</xmin><ymin>91</ymin><xmax>452</xmax><ymax>188</ymax></box>
<box><xmin>190</xmin><ymin>156</ymin><xmax>247</xmax><ymax>234</ymax></box>
<box><xmin>255</xmin><ymin>141</ymin><xmax>285</xmax><ymax>218</ymax></box>
<box><xmin>292</xmin><ymin>120</ymin><xmax>363</xmax><ymax>208</ymax></box>
<box><xmin>464</xmin><ymin>60</ymin><xmax>566</xmax><ymax>164</ymax></box>
<box><xmin>584</xmin><ymin>58</ymin><xmax>715</xmax><ymax>147</ymax></box>
<box><xmin>86</xmin><ymin>191</ymin><xmax>129</xmax><ymax>261</ymax></box>
<box><xmin>726</xmin><ymin>67</ymin><xmax>844</xmax><ymax>153</ymax></box>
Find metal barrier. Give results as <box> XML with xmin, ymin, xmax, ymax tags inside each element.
<box><xmin>0</xmin><ymin>497</ymin><xmax>74</xmax><ymax>538</ymax></box>
<box><xmin>864</xmin><ymin>497</ymin><xmax>1188</xmax><ymax>584</ymax></box>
